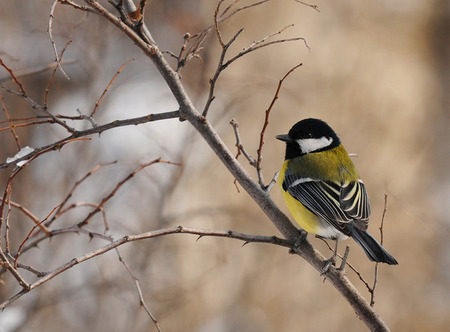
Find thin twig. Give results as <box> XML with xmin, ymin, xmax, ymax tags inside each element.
<box><xmin>214</xmin><ymin>0</ymin><xmax>226</xmax><ymax>47</ymax></box>
<box><xmin>45</xmin><ymin>161</ymin><xmax>117</xmax><ymax>228</ymax></box>
<box><xmin>0</xmin><ymin>115</ymin><xmax>44</xmax><ymax>125</ymax></box>
<box><xmin>0</xmin><ymin>57</ymin><xmax>26</xmax><ymax>94</ymax></box>
<box><xmin>48</xmin><ymin>0</ymin><xmax>71</xmax><ymax>80</ymax></box>
<box><xmin>0</xmin><ymin>60</ymin><xmax>77</xmax><ymax>83</ymax></box>
<box><xmin>225</xmin><ymin>30</ymin><xmax>309</xmax><ymax>67</ymax></box>
<box><xmin>0</xmin><ymin>81</ymin><xmax>77</xmax><ymax>133</ymax></box>
<box><xmin>0</xmin><ymin>110</ymin><xmax>181</xmax><ymax>170</ymax></box>
<box><xmin>229</xmin><ymin>118</ymin><xmax>257</xmax><ymax>167</ymax></box>
<box><xmin>91</xmin><ymin>58</ymin><xmax>134</xmax><ymax>117</ymax></box>
<box><xmin>202</xmin><ymin>23</ymin><xmax>307</xmax><ymax>118</ymax></box>
<box><xmin>0</xmin><ymin>92</ymin><xmax>21</xmax><ymax>150</ymax></box>
<box><xmin>0</xmin><ymin>250</ymin><xmax>30</xmax><ymax>291</ymax></box>
<box><xmin>370</xmin><ymin>194</ymin><xmax>389</xmax><ymax>306</ymax></box>
<box><xmin>0</xmin><ymin>199</ymin><xmax>51</xmax><ymax>234</ymax></box>
<box><xmin>294</xmin><ymin>0</ymin><xmax>320</xmax><ymax>12</ymax></box>
<box><xmin>77</xmin><ymin>158</ymin><xmax>182</xmax><ymax>228</ymax></box>
<box><xmin>14</xmin><ymin>203</ymin><xmax>63</xmax><ymax>268</ymax></box>
<box><xmin>202</xmin><ymin>28</ymin><xmax>244</xmax><ymax>117</ymax></box>
<box><xmin>1</xmin><ymin>166</ymin><xmax>27</xmax><ymax>249</ymax></box>
<box><xmin>45</xmin><ymin>40</ymin><xmax>72</xmax><ymax>106</ymax></box>
<box><xmin>117</xmin><ymin>250</ymin><xmax>162</xmax><ymax>332</ymax></box>
<box><xmin>59</xmin><ymin>0</ymin><xmax>97</xmax><ymax>13</ymax></box>
<box><xmin>4</xmin><ymin>185</ymin><xmax>13</xmax><ymax>254</ymax></box>
<box><xmin>218</xmin><ymin>0</ymin><xmax>269</xmax><ymax>23</ymax></box>
<box><xmin>255</xmin><ymin>63</ymin><xmax>303</xmax><ymax>190</ymax></box>
<box><xmin>173</xmin><ymin>0</ymin><xmax>270</xmax><ymax>73</ymax></box>
<box><xmin>0</xmin><ymin>167</ymin><xmax>32</xmax><ymax>291</ymax></box>
<box><xmin>229</xmin><ymin>64</ymin><xmax>302</xmax><ymax>190</ymax></box>
<box><xmin>0</xmin><ymin>119</ymin><xmax>55</xmax><ymax>132</ymax></box>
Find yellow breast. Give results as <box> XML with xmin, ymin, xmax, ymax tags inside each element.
<box><xmin>278</xmin><ymin>158</ymin><xmax>350</xmax><ymax>240</ymax></box>
<box><xmin>279</xmin><ymin>160</ymin><xmax>322</xmax><ymax>234</ymax></box>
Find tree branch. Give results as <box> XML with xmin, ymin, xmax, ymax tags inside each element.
<box><xmin>77</xmin><ymin>3</ymin><xmax>391</xmax><ymax>329</ymax></box>
<box><xmin>0</xmin><ymin>225</ymin><xmax>290</xmax><ymax>309</ymax></box>
<box><xmin>0</xmin><ymin>110</ymin><xmax>180</xmax><ymax>170</ymax></box>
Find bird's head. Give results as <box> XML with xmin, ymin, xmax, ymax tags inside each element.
<box><xmin>276</xmin><ymin>118</ymin><xmax>341</xmax><ymax>159</ymax></box>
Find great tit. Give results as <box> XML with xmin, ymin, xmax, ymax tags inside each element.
<box><xmin>277</xmin><ymin>118</ymin><xmax>398</xmax><ymax>265</ymax></box>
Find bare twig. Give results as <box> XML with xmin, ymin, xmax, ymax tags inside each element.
<box><xmin>48</xmin><ymin>0</ymin><xmax>71</xmax><ymax>80</ymax></box>
<box><xmin>294</xmin><ymin>0</ymin><xmax>320</xmax><ymax>12</ymax></box>
<box><xmin>0</xmin><ymin>199</ymin><xmax>51</xmax><ymax>234</ymax></box>
<box><xmin>173</xmin><ymin>32</ymin><xmax>203</xmax><ymax>73</ymax></box>
<box><xmin>226</xmin><ymin>25</ymin><xmax>309</xmax><ymax>66</ymax></box>
<box><xmin>59</xmin><ymin>0</ymin><xmax>97</xmax><ymax>13</ymax></box>
<box><xmin>202</xmin><ymin>23</ymin><xmax>307</xmax><ymax>117</ymax></box>
<box><xmin>91</xmin><ymin>58</ymin><xmax>134</xmax><ymax>117</ymax></box>
<box><xmin>0</xmin><ymin>167</ymin><xmax>32</xmax><ymax>291</ymax></box>
<box><xmin>0</xmin><ymin>250</ymin><xmax>30</xmax><ymax>291</ymax></box>
<box><xmin>202</xmin><ymin>28</ymin><xmax>244</xmax><ymax>117</ymax></box>
<box><xmin>45</xmin><ymin>162</ymin><xmax>117</xmax><ymax>228</ymax></box>
<box><xmin>1</xmin><ymin>166</ymin><xmax>27</xmax><ymax>249</ymax></box>
<box><xmin>370</xmin><ymin>194</ymin><xmax>389</xmax><ymax>306</ymax></box>
<box><xmin>380</xmin><ymin>194</ymin><xmax>388</xmax><ymax>246</ymax></box>
<box><xmin>173</xmin><ymin>0</ymin><xmax>270</xmax><ymax>73</ymax></box>
<box><xmin>229</xmin><ymin>64</ymin><xmax>302</xmax><ymax>190</ymax></box>
<box><xmin>255</xmin><ymin>63</ymin><xmax>303</xmax><ymax>190</ymax></box>
<box><xmin>0</xmin><ymin>81</ymin><xmax>77</xmax><ymax>133</ymax></box>
<box><xmin>0</xmin><ymin>57</ymin><xmax>26</xmax><ymax>94</ymax></box>
<box><xmin>0</xmin><ymin>110</ymin><xmax>181</xmax><ymax>170</ymax></box>
<box><xmin>4</xmin><ymin>185</ymin><xmax>13</xmax><ymax>254</ymax></box>
<box><xmin>219</xmin><ymin>0</ymin><xmax>270</xmax><ymax>22</ymax></box>
<box><xmin>230</xmin><ymin>118</ymin><xmax>257</xmax><ymax>166</ymax></box>
<box><xmin>0</xmin><ymin>92</ymin><xmax>21</xmax><ymax>150</ymax></box>
<box><xmin>45</xmin><ymin>40</ymin><xmax>72</xmax><ymax>106</ymax></box>
<box><xmin>14</xmin><ymin>203</ymin><xmax>63</xmax><ymax>267</ymax></box>
<box><xmin>0</xmin><ymin>60</ymin><xmax>77</xmax><ymax>83</ymax></box>
<box><xmin>214</xmin><ymin>0</ymin><xmax>227</xmax><ymax>47</ymax></box>
<box><xmin>117</xmin><ymin>251</ymin><xmax>162</xmax><ymax>332</ymax></box>
<box><xmin>77</xmin><ymin>158</ymin><xmax>182</xmax><ymax>228</ymax></box>
<box><xmin>0</xmin><ymin>119</ymin><xmax>56</xmax><ymax>132</ymax></box>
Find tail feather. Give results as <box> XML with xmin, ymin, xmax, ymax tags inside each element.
<box><xmin>350</xmin><ymin>226</ymin><xmax>398</xmax><ymax>265</ymax></box>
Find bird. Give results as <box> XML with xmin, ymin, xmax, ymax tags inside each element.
<box><xmin>276</xmin><ymin>118</ymin><xmax>398</xmax><ymax>266</ymax></box>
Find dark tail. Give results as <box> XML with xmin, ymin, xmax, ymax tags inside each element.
<box><xmin>350</xmin><ymin>226</ymin><xmax>398</xmax><ymax>265</ymax></box>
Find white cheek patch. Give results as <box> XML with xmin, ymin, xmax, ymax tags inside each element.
<box><xmin>296</xmin><ymin>137</ymin><xmax>333</xmax><ymax>153</ymax></box>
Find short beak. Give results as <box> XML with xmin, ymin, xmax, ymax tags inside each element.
<box><xmin>276</xmin><ymin>134</ymin><xmax>291</xmax><ymax>142</ymax></box>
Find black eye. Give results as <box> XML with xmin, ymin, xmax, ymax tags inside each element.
<box><xmin>306</xmin><ymin>133</ymin><xmax>312</xmax><ymax>138</ymax></box>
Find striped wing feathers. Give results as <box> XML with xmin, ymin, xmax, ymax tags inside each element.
<box><xmin>283</xmin><ymin>168</ymin><xmax>370</xmax><ymax>232</ymax></box>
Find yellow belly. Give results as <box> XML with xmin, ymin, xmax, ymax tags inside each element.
<box><xmin>279</xmin><ymin>160</ymin><xmax>348</xmax><ymax>240</ymax></box>
<box><xmin>280</xmin><ymin>187</ymin><xmax>322</xmax><ymax>234</ymax></box>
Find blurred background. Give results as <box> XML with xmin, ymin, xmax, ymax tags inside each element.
<box><xmin>0</xmin><ymin>0</ymin><xmax>449</xmax><ymax>331</ymax></box>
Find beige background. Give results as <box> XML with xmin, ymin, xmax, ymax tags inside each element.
<box><xmin>0</xmin><ymin>0</ymin><xmax>449</xmax><ymax>331</ymax></box>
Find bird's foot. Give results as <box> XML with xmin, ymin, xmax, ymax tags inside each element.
<box><xmin>320</xmin><ymin>245</ymin><xmax>350</xmax><ymax>275</ymax></box>
<box><xmin>337</xmin><ymin>245</ymin><xmax>350</xmax><ymax>272</ymax></box>
<box><xmin>320</xmin><ymin>255</ymin><xmax>336</xmax><ymax>276</ymax></box>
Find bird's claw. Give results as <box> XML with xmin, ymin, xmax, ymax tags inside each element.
<box><xmin>320</xmin><ymin>256</ymin><xmax>335</xmax><ymax>276</ymax></box>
